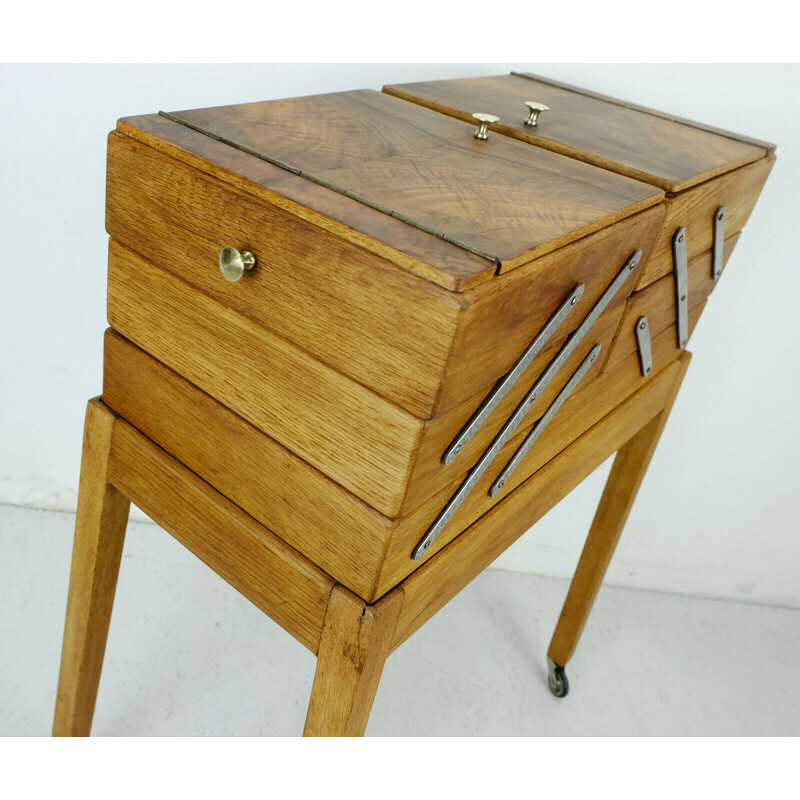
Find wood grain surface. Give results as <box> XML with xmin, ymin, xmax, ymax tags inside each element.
<box><xmin>391</xmin><ymin>353</ymin><xmax>690</xmax><ymax>650</ymax></box>
<box><xmin>304</xmin><ymin>586</ymin><xmax>403</xmax><ymax>736</ymax></box>
<box><xmin>166</xmin><ymin>89</ymin><xmax>662</xmax><ymax>274</ymax></box>
<box><xmin>384</xmin><ymin>74</ymin><xmax>767</xmax><ymax>192</ymax></box>
<box><xmin>433</xmin><ymin>205</ymin><xmax>662</xmax><ymax>416</ymax></box>
<box><xmin>635</xmin><ymin>155</ymin><xmax>774</xmax><ymax>288</ymax></box>
<box><xmin>375</xmin><ymin>305</ymin><xmax>705</xmax><ymax>597</ymax></box>
<box><xmin>106</xmin><ymin>131</ymin><xmax>462</xmax><ymax>418</ymax></box>
<box><xmin>116</xmin><ymin>114</ymin><xmax>492</xmax><ymax>291</ymax></box>
<box><xmin>604</xmin><ymin>233</ymin><xmax>740</xmax><ymax>369</ymax></box>
<box><xmin>106</xmin><ymin>240</ymin><xmax>421</xmax><ymax>517</ymax></box>
<box><xmin>399</xmin><ymin>300</ymin><xmax>626</xmax><ymax>517</ymax></box>
<box><xmin>512</xmin><ymin>71</ymin><xmax>777</xmax><ymax>154</ymax></box>
<box><xmin>547</xmin><ymin>352</ymin><xmax>691</xmax><ymax>667</ymax></box>
<box><xmin>53</xmin><ymin>400</ymin><xmax>130</xmax><ymax>737</ymax></box>
<box><xmin>102</xmin><ymin>330</ymin><xmax>392</xmax><ymax>600</ymax></box>
<box><xmin>107</xmin><ymin>415</ymin><xmax>334</xmax><ymax>653</ymax></box>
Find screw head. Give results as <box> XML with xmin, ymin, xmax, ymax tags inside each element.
<box><xmin>639</xmin><ymin>320</ymin><xmax>647</xmax><ymax>330</ymax></box>
<box><xmin>570</xmin><ymin>295</ymin><xmax>578</xmax><ymax>305</ymax></box>
<box><xmin>646</xmin><ymin>366</ymin><xmax>651</xmax><ymax>374</ymax></box>
<box><xmin>497</xmin><ymin>480</ymin><xmax>505</xmax><ymax>489</ymax></box>
<box><xmin>681</xmin><ymin>294</ymin><xmax>686</xmax><ymax>302</ymax></box>
<box><xmin>678</xmin><ymin>233</ymin><xmax>684</xmax><ymax>243</ymax></box>
<box><xmin>452</xmin><ymin>444</ymin><xmax>461</xmax><ymax>455</ymax></box>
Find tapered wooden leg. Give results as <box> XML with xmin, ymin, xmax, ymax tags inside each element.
<box><xmin>53</xmin><ymin>399</ymin><xmax>130</xmax><ymax>736</ymax></box>
<box><xmin>548</xmin><ymin>353</ymin><xmax>691</xmax><ymax>670</ymax></box>
<box><xmin>304</xmin><ymin>586</ymin><xmax>403</xmax><ymax>736</ymax></box>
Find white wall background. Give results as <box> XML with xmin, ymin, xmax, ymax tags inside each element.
<box><xmin>1</xmin><ymin>64</ymin><xmax>797</xmax><ymax>607</ymax></box>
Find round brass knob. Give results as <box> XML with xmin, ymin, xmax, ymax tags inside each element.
<box><xmin>472</xmin><ymin>113</ymin><xmax>500</xmax><ymax>140</ymax></box>
<box><xmin>219</xmin><ymin>247</ymin><xmax>256</xmax><ymax>283</ymax></box>
<box><xmin>524</xmin><ymin>101</ymin><xmax>550</xmax><ymax>127</ymax></box>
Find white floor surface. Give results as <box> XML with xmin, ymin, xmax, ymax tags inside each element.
<box><xmin>2</xmin><ymin>503</ymin><xmax>798</xmax><ymax>736</ymax></box>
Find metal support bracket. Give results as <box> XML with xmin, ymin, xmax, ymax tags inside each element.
<box><xmin>635</xmin><ymin>316</ymin><xmax>652</xmax><ymax>377</ymax></box>
<box><xmin>672</xmin><ymin>227</ymin><xmax>689</xmax><ymax>349</ymax></box>
<box><xmin>489</xmin><ymin>343</ymin><xmax>601</xmax><ymax>497</ymax></box>
<box><xmin>442</xmin><ymin>283</ymin><xmax>585</xmax><ymax>465</ymax></box>
<box><xmin>411</xmin><ymin>249</ymin><xmax>642</xmax><ymax>561</ymax></box>
<box><xmin>712</xmin><ymin>206</ymin><xmax>726</xmax><ymax>281</ymax></box>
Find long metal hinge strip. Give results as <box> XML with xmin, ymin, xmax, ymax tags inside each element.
<box><xmin>442</xmin><ymin>283</ymin><xmax>585</xmax><ymax>465</ymax></box>
<box><xmin>489</xmin><ymin>343</ymin><xmax>601</xmax><ymax>497</ymax></box>
<box><xmin>411</xmin><ymin>248</ymin><xmax>642</xmax><ymax>561</ymax></box>
<box><xmin>712</xmin><ymin>206</ymin><xmax>726</xmax><ymax>280</ymax></box>
<box><xmin>672</xmin><ymin>227</ymin><xmax>689</xmax><ymax>349</ymax></box>
<box><xmin>157</xmin><ymin>111</ymin><xmax>499</xmax><ymax>265</ymax></box>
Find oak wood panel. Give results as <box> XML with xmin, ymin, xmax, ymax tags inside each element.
<box><xmin>304</xmin><ymin>587</ymin><xmax>403</xmax><ymax>736</ymax></box>
<box><xmin>384</xmin><ymin>75</ymin><xmax>766</xmax><ymax>192</ymax></box>
<box><xmin>399</xmin><ymin>301</ymin><xmax>626</xmax><ymax>516</ymax></box>
<box><xmin>102</xmin><ymin>331</ymin><xmax>391</xmax><ymax>600</ymax></box>
<box><xmin>635</xmin><ymin>155</ymin><xmax>774</xmax><ymax>288</ymax></box>
<box><xmin>548</xmin><ymin>353</ymin><xmax>691</xmax><ymax>667</ymax></box>
<box><xmin>391</xmin><ymin>354</ymin><xmax>690</xmax><ymax>650</ymax></box>
<box><xmin>512</xmin><ymin>71</ymin><xmax>777</xmax><ymax>155</ymax></box>
<box><xmin>107</xmin><ymin>417</ymin><xmax>334</xmax><ymax>654</ymax></box>
<box><xmin>107</xmin><ymin>240</ymin><xmax>420</xmax><ymax>517</ymax></box>
<box><xmin>106</xmin><ymin>131</ymin><xmax>462</xmax><ymax>419</ymax></box>
<box><xmin>375</xmin><ymin>305</ymin><xmax>705</xmax><ymax>597</ymax></box>
<box><xmin>433</xmin><ymin>204</ymin><xmax>663</xmax><ymax>416</ymax></box>
<box><xmin>605</xmin><ymin>233</ymin><xmax>740</xmax><ymax>369</ymax></box>
<box><xmin>53</xmin><ymin>400</ymin><xmax>131</xmax><ymax>737</ymax></box>
<box><xmin>169</xmin><ymin>89</ymin><xmax>663</xmax><ymax>274</ymax></box>
<box><xmin>117</xmin><ymin>115</ymin><xmax>493</xmax><ymax>291</ymax></box>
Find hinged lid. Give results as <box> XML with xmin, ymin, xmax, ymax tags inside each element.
<box><xmin>384</xmin><ymin>74</ymin><xmax>774</xmax><ymax>194</ymax></box>
<box><xmin>120</xmin><ymin>89</ymin><xmax>662</xmax><ymax>291</ymax></box>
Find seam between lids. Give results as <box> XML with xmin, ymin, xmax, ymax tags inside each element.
<box><xmin>158</xmin><ymin>110</ymin><xmax>501</xmax><ymax>267</ymax></box>
<box><xmin>511</xmin><ymin>71</ymin><xmax>773</xmax><ymax>154</ymax></box>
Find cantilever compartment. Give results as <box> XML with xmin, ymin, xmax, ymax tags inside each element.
<box><xmin>105</xmin><ymin>89</ymin><xmax>663</xmax><ymax>521</ymax></box>
<box><xmin>384</xmin><ymin>72</ymin><xmax>775</xmax><ymax>287</ymax></box>
<box><xmin>102</xmin><ymin>80</ymin><xmax>772</xmax><ymax>601</ymax></box>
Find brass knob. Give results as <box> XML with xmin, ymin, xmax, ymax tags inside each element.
<box><xmin>524</xmin><ymin>101</ymin><xmax>550</xmax><ymax>127</ymax></box>
<box><xmin>472</xmin><ymin>113</ymin><xmax>500</xmax><ymax>140</ymax></box>
<box><xmin>219</xmin><ymin>247</ymin><xmax>256</xmax><ymax>283</ymax></box>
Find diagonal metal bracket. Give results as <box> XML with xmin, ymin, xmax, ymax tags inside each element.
<box><xmin>442</xmin><ymin>283</ymin><xmax>584</xmax><ymax>465</ymax></box>
<box><xmin>489</xmin><ymin>343</ymin><xmax>601</xmax><ymax>498</ymax></box>
<box><xmin>411</xmin><ymin>249</ymin><xmax>642</xmax><ymax>561</ymax></box>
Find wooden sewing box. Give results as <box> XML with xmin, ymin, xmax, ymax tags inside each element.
<box><xmin>53</xmin><ymin>71</ymin><xmax>774</xmax><ymax>736</ymax></box>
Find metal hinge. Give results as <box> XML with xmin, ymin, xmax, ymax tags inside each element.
<box><xmin>672</xmin><ymin>227</ymin><xmax>689</xmax><ymax>349</ymax></box>
<box><xmin>411</xmin><ymin>249</ymin><xmax>642</xmax><ymax>561</ymax></box>
<box><xmin>712</xmin><ymin>206</ymin><xmax>726</xmax><ymax>281</ymax></box>
<box><xmin>635</xmin><ymin>316</ymin><xmax>652</xmax><ymax>377</ymax></box>
<box><xmin>442</xmin><ymin>283</ymin><xmax>584</xmax><ymax>465</ymax></box>
<box><xmin>159</xmin><ymin>110</ymin><xmax>499</xmax><ymax>266</ymax></box>
<box><xmin>489</xmin><ymin>343</ymin><xmax>601</xmax><ymax>497</ymax></box>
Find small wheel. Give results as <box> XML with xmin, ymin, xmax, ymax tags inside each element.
<box><xmin>547</xmin><ymin>660</ymin><xmax>569</xmax><ymax>698</ymax></box>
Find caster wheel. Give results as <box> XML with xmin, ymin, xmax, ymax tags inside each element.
<box><xmin>547</xmin><ymin>658</ymin><xmax>569</xmax><ymax>698</ymax></box>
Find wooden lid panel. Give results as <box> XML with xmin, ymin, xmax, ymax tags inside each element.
<box><xmin>384</xmin><ymin>74</ymin><xmax>768</xmax><ymax>193</ymax></box>
<box><xmin>163</xmin><ymin>89</ymin><xmax>662</xmax><ymax>276</ymax></box>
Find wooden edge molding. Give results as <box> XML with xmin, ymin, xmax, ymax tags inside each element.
<box><xmin>389</xmin><ymin>352</ymin><xmax>691</xmax><ymax>651</ymax></box>
<box><xmin>101</xmin><ymin>400</ymin><xmax>335</xmax><ymax>654</ymax></box>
